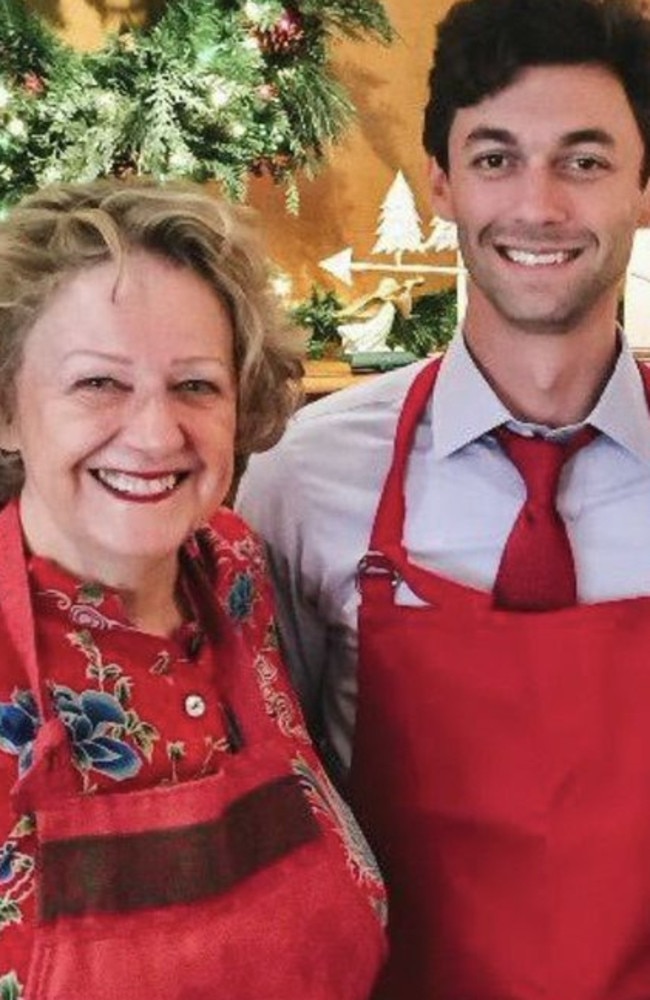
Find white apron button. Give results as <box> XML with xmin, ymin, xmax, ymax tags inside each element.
<box><xmin>184</xmin><ymin>693</ymin><xmax>206</xmax><ymax>718</ymax></box>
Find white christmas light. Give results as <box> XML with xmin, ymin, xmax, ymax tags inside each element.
<box><xmin>7</xmin><ymin>118</ymin><xmax>26</xmax><ymax>138</ymax></box>
<box><xmin>271</xmin><ymin>273</ymin><xmax>293</xmax><ymax>299</ymax></box>
<box><xmin>96</xmin><ymin>92</ymin><xmax>118</xmax><ymax>114</ymax></box>
<box><xmin>209</xmin><ymin>80</ymin><xmax>232</xmax><ymax>110</ymax></box>
<box><xmin>244</xmin><ymin>1</ymin><xmax>264</xmax><ymax>21</ymax></box>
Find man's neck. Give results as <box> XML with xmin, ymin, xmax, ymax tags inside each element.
<box><xmin>463</xmin><ymin>312</ymin><xmax>620</xmax><ymax>428</ymax></box>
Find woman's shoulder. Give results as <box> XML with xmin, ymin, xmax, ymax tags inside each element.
<box><xmin>206</xmin><ymin>506</ymin><xmax>260</xmax><ymax>547</ymax></box>
<box><xmin>196</xmin><ymin>507</ymin><xmax>267</xmax><ymax>572</ymax></box>
<box><xmin>185</xmin><ymin>508</ymin><xmax>271</xmax><ymax>627</ymax></box>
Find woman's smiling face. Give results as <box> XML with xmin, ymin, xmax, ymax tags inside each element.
<box><xmin>4</xmin><ymin>250</ymin><xmax>237</xmax><ymax>585</ymax></box>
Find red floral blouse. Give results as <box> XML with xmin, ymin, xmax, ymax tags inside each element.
<box><xmin>0</xmin><ymin>505</ymin><xmax>385</xmax><ymax>997</ymax></box>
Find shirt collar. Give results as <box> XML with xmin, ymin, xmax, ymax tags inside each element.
<box><xmin>588</xmin><ymin>335</ymin><xmax>650</xmax><ymax>464</ymax></box>
<box><xmin>432</xmin><ymin>330</ymin><xmax>650</xmax><ymax>464</ymax></box>
<box><xmin>26</xmin><ymin>532</ymin><xmax>205</xmax><ymax>649</ymax></box>
<box><xmin>432</xmin><ymin>332</ymin><xmax>510</xmax><ymax>459</ymax></box>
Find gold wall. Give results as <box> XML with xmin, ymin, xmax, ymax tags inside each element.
<box><xmin>29</xmin><ymin>0</ymin><xmax>454</xmax><ymax>299</ymax></box>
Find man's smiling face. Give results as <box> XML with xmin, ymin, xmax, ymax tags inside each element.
<box><xmin>430</xmin><ymin>63</ymin><xmax>650</xmax><ymax>339</ymax></box>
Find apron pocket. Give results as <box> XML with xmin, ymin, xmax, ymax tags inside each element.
<box><xmin>26</xmin><ymin>742</ymin><xmax>385</xmax><ymax>1000</ymax></box>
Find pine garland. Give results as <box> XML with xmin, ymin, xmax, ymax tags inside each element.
<box><xmin>0</xmin><ymin>0</ymin><xmax>393</xmax><ymax>212</ymax></box>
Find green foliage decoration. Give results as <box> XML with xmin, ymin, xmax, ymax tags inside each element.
<box><xmin>291</xmin><ymin>284</ymin><xmax>344</xmax><ymax>358</ymax></box>
<box><xmin>387</xmin><ymin>287</ymin><xmax>457</xmax><ymax>356</ymax></box>
<box><xmin>292</xmin><ymin>283</ymin><xmax>459</xmax><ymax>359</ymax></box>
<box><xmin>0</xmin><ymin>0</ymin><xmax>393</xmax><ymax>212</ymax></box>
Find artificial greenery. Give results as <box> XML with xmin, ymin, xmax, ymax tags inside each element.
<box><xmin>292</xmin><ymin>283</ymin><xmax>459</xmax><ymax>359</ymax></box>
<box><xmin>387</xmin><ymin>287</ymin><xmax>458</xmax><ymax>356</ymax></box>
<box><xmin>0</xmin><ymin>0</ymin><xmax>393</xmax><ymax>212</ymax></box>
<box><xmin>291</xmin><ymin>284</ymin><xmax>344</xmax><ymax>358</ymax></box>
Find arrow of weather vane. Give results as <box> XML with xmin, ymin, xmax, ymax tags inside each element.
<box><xmin>318</xmin><ymin>171</ymin><xmax>465</xmax><ymax>287</ymax></box>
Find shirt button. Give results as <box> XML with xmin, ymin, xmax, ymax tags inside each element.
<box><xmin>184</xmin><ymin>693</ymin><xmax>206</xmax><ymax>718</ymax></box>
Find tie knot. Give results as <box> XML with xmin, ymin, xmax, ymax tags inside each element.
<box><xmin>495</xmin><ymin>425</ymin><xmax>598</xmax><ymax>505</ymax></box>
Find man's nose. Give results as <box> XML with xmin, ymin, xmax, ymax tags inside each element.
<box><xmin>513</xmin><ymin>166</ymin><xmax>570</xmax><ymax>226</ymax></box>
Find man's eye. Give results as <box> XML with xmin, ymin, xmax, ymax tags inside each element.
<box><xmin>473</xmin><ymin>152</ymin><xmax>512</xmax><ymax>172</ymax></box>
<box><xmin>566</xmin><ymin>155</ymin><xmax>608</xmax><ymax>175</ymax></box>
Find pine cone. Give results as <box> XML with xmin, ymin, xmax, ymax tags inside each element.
<box><xmin>253</xmin><ymin>7</ymin><xmax>305</xmax><ymax>54</ymax></box>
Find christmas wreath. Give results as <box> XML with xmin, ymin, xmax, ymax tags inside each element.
<box><xmin>0</xmin><ymin>0</ymin><xmax>392</xmax><ymax>212</ymax></box>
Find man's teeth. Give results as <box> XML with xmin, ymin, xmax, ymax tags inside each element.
<box><xmin>95</xmin><ymin>470</ymin><xmax>179</xmax><ymax>496</ymax></box>
<box><xmin>503</xmin><ymin>249</ymin><xmax>575</xmax><ymax>266</ymax></box>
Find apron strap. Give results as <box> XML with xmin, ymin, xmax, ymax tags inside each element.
<box><xmin>0</xmin><ymin>499</ymin><xmax>48</xmax><ymax>717</ymax></box>
<box><xmin>368</xmin><ymin>356</ymin><xmax>442</xmax><ymax>555</ymax></box>
<box><xmin>638</xmin><ymin>360</ymin><xmax>650</xmax><ymax>396</ymax></box>
<box><xmin>360</xmin><ymin>352</ymin><xmax>650</xmax><ymax>603</ymax></box>
<box><xmin>0</xmin><ymin>502</ymin><xmax>76</xmax><ymax>813</ymax></box>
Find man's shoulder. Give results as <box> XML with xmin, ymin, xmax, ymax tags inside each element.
<box><xmin>266</xmin><ymin>358</ymin><xmax>430</xmax><ymax>471</ymax></box>
<box><xmin>299</xmin><ymin>357</ymin><xmax>432</xmax><ymax>420</ymax></box>
<box><xmin>238</xmin><ymin>357</ymin><xmax>434</xmax><ymax>516</ymax></box>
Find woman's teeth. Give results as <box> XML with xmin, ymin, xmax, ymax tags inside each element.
<box><xmin>94</xmin><ymin>470</ymin><xmax>180</xmax><ymax>496</ymax></box>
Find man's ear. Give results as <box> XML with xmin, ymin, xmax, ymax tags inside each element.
<box><xmin>429</xmin><ymin>157</ymin><xmax>455</xmax><ymax>222</ymax></box>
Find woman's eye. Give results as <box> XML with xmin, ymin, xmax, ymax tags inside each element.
<box><xmin>175</xmin><ymin>379</ymin><xmax>220</xmax><ymax>396</ymax></box>
<box><xmin>73</xmin><ymin>376</ymin><xmax>126</xmax><ymax>391</ymax></box>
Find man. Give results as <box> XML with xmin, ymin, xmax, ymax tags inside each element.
<box><xmin>237</xmin><ymin>0</ymin><xmax>650</xmax><ymax>996</ymax></box>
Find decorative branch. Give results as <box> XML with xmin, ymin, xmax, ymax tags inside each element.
<box><xmin>0</xmin><ymin>0</ymin><xmax>393</xmax><ymax>212</ymax></box>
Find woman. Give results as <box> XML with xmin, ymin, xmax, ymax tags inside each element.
<box><xmin>0</xmin><ymin>179</ymin><xmax>386</xmax><ymax>1000</ymax></box>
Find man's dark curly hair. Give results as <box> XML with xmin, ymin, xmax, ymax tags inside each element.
<box><xmin>423</xmin><ymin>0</ymin><xmax>650</xmax><ymax>184</ymax></box>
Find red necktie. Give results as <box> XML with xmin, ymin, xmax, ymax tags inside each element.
<box><xmin>493</xmin><ymin>425</ymin><xmax>598</xmax><ymax>611</ymax></box>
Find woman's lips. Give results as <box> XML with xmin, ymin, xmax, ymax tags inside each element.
<box><xmin>90</xmin><ymin>468</ymin><xmax>188</xmax><ymax>501</ymax></box>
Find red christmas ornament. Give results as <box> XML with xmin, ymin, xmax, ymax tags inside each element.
<box><xmin>250</xmin><ymin>152</ymin><xmax>295</xmax><ymax>178</ymax></box>
<box><xmin>257</xmin><ymin>82</ymin><xmax>279</xmax><ymax>101</ymax></box>
<box><xmin>23</xmin><ymin>72</ymin><xmax>45</xmax><ymax>95</ymax></box>
<box><xmin>254</xmin><ymin>7</ymin><xmax>305</xmax><ymax>55</ymax></box>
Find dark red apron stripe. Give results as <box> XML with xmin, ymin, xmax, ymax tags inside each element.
<box><xmin>38</xmin><ymin>774</ymin><xmax>320</xmax><ymax>921</ymax></box>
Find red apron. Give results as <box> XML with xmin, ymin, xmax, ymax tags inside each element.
<box><xmin>350</xmin><ymin>357</ymin><xmax>650</xmax><ymax>999</ymax></box>
<box><xmin>0</xmin><ymin>505</ymin><xmax>386</xmax><ymax>1000</ymax></box>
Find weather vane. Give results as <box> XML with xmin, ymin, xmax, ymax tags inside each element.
<box><xmin>319</xmin><ymin>170</ymin><xmax>466</xmax><ymax>290</ymax></box>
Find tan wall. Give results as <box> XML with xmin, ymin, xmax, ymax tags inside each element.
<box><xmin>248</xmin><ymin>0</ymin><xmax>454</xmax><ymax>299</ymax></box>
<box><xmin>29</xmin><ymin>0</ymin><xmax>455</xmax><ymax>300</ymax></box>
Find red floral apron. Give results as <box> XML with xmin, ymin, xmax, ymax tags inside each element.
<box><xmin>0</xmin><ymin>504</ymin><xmax>386</xmax><ymax>1000</ymax></box>
<box><xmin>350</xmin><ymin>356</ymin><xmax>650</xmax><ymax>999</ymax></box>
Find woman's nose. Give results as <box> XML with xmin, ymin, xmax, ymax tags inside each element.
<box><xmin>121</xmin><ymin>391</ymin><xmax>186</xmax><ymax>455</ymax></box>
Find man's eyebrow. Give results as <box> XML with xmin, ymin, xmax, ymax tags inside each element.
<box><xmin>463</xmin><ymin>127</ymin><xmax>517</xmax><ymax>148</ymax></box>
<box><xmin>462</xmin><ymin>127</ymin><xmax>616</xmax><ymax>150</ymax></box>
<box><xmin>559</xmin><ymin>128</ymin><xmax>615</xmax><ymax>148</ymax></box>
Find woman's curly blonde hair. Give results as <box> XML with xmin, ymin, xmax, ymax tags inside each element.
<box><xmin>0</xmin><ymin>177</ymin><xmax>303</xmax><ymax>500</ymax></box>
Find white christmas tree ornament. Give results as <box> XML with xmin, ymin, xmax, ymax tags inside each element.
<box><xmin>372</xmin><ymin>170</ymin><xmax>424</xmax><ymax>265</ymax></box>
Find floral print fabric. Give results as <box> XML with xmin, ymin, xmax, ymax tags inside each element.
<box><xmin>0</xmin><ymin>508</ymin><xmax>385</xmax><ymax>995</ymax></box>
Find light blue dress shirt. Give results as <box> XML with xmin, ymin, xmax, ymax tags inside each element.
<box><xmin>236</xmin><ymin>333</ymin><xmax>650</xmax><ymax>769</ymax></box>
